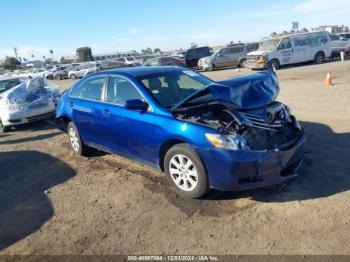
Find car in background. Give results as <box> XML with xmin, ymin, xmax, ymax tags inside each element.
<box><xmin>56</xmin><ymin>67</ymin><xmax>305</xmax><ymax>198</ymax></box>
<box><xmin>338</xmin><ymin>33</ymin><xmax>350</xmax><ymax>40</ymax></box>
<box><xmin>173</xmin><ymin>51</ymin><xmax>186</xmax><ymax>59</ymax></box>
<box><xmin>246</xmin><ymin>31</ymin><xmax>332</xmax><ymax>70</ymax></box>
<box><xmin>116</xmin><ymin>56</ymin><xmax>136</xmax><ymax>66</ymax></box>
<box><xmin>143</xmin><ymin>56</ymin><xmax>186</xmax><ymax>67</ymax></box>
<box><xmin>330</xmin><ymin>34</ymin><xmax>350</xmax><ymax>57</ymax></box>
<box><xmin>198</xmin><ymin>43</ymin><xmax>259</xmax><ymax>71</ymax></box>
<box><xmin>185</xmin><ymin>46</ymin><xmax>211</xmax><ymax>68</ymax></box>
<box><xmin>68</xmin><ymin>65</ymin><xmax>100</xmax><ymax>80</ymax></box>
<box><xmin>0</xmin><ymin>76</ymin><xmax>60</xmax><ymax>132</ymax></box>
<box><xmin>44</xmin><ymin>67</ymin><xmax>68</xmax><ymax>80</ymax></box>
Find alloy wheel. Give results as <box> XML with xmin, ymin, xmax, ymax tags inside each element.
<box><xmin>169</xmin><ymin>154</ymin><xmax>198</xmax><ymax>191</ymax></box>
<box><xmin>69</xmin><ymin>127</ymin><xmax>80</xmax><ymax>152</ymax></box>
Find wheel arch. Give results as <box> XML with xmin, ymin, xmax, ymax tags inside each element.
<box><xmin>158</xmin><ymin>139</ymin><xmax>187</xmax><ymax>171</ymax></box>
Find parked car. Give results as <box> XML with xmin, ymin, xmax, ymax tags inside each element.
<box><xmin>44</xmin><ymin>67</ymin><xmax>68</xmax><ymax>80</ymax></box>
<box><xmin>68</xmin><ymin>66</ymin><xmax>99</xmax><ymax>80</ymax></box>
<box><xmin>198</xmin><ymin>43</ymin><xmax>259</xmax><ymax>71</ymax></box>
<box><xmin>330</xmin><ymin>34</ymin><xmax>350</xmax><ymax>57</ymax></box>
<box><xmin>0</xmin><ymin>76</ymin><xmax>60</xmax><ymax>132</ymax></box>
<box><xmin>143</xmin><ymin>56</ymin><xmax>186</xmax><ymax>67</ymax></box>
<box><xmin>56</xmin><ymin>67</ymin><xmax>305</xmax><ymax>198</ymax></box>
<box><xmin>246</xmin><ymin>31</ymin><xmax>332</xmax><ymax>70</ymax></box>
<box><xmin>185</xmin><ymin>46</ymin><xmax>211</xmax><ymax>68</ymax></box>
<box><xmin>338</xmin><ymin>33</ymin><xmax>350</xmax><ymax>39</ymax></box>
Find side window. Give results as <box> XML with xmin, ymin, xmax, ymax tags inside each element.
<box><xmin>330</xmin><ymin>35</ymin><xmax>340</xmax><ymax>41</ymax></box>
<box><xmin>219</xmin><ymin>48</ymin><xmax>229</xmax><ymax>55</ymax></box>
<box><xmin>279</xmin><ymin>38</ymin><xmax>292</xmax><ymax>49</ymax></box>
<box><xmin>107</xmin><ymin>76</ymin><xmax>143</xmax><ymax>105</ymax></box>
<box><xmin>70</xmin><ymin>82</ymin><xmax>83</xmax><ymax>97</ymax></box>
<box><xmin>80</xmin><ymin>76</ymin><xmax>105</xmax><ymax>101</ymax></box>
<box><xmin>230</xmin><ymin>47</ymin><xmax>244</xmax><ymax>53</ymax></box>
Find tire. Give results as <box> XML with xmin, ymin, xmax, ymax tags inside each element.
<box><xmin>268</xmin><ymin>59</ymin><xmax>280</xmax><ymax>70</ymax></box>
<box><xmin>164</xmin><ymin>143</ymin><xmax>209</xmax><ymax>198</ymax></box>
<box><xmin>54</xmin><ymin>74</ymin><xmax>60</xmax><ymax>80</ymax></box>
<box><xmin>70</xmin><ymin>74</ymin><xmax>76</xmax><ymax>80</ymax></box>
<box><xmin>67</xmin><ymin>122</ymin><xmax>90</xmax><ymax>156</ymax></box>
<box><xmin>208</xmin><ymin>64</ymin><xmax>214</xmax><ymax>71</ymax></box>
<box><xmin>314</xmin><ymin>52</ymin><xmax>325</xmax><ymax>64</ymax></box>
<box><xmin>0</xmin><ymin>119</ymin><xmax>10</xmax><ymax>133</ymax></box>
<box><xmin>239</xmin><ymin>59</ymin><xmax>247</xmax><ymax>68</ymax></box>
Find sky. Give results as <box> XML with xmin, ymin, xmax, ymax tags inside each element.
<box><xmin>0</xmin><ymin>0</ymin><xmax>349</xmax><ymax>60</ymax></box>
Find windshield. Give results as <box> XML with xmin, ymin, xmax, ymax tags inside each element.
<box><xmin>258</xmin><ymin>39</ymin><xmax>280</xmax><ymax>51</ymax></box>
<box><xmin>0</xmin><ymin>78</ymin><xmax>21</xmax><ymax>94</ymax></box>
<box><xmin>138</xmin><ymin>70</ymin><xmax>212</xmax><ymax>107</ymax></box>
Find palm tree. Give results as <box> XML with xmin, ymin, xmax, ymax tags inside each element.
<box><xmin>31</xmin><ymin>54</ymin><xmax>34</xmax><ymax>60</ymax></box>
<box><xmin>43</xmin><ymin>56</ymin><xmax>46</xmax><ymax>61</ymax></box>
<box><xmin>49</xmin><ymin>49</ymin><xmax>54</xmax><ymax>58</ymax></box>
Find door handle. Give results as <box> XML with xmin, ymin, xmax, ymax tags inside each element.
<box><xmin>104</xmin><ymin>109</ymin><xmax>110</xmax><ymax>115</ymax></box>
<box><xmin>69</xmin><ymin>101</ymin><xmax>74</xmax><ymax>107</ymax></box>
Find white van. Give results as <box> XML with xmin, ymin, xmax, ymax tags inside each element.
<box><xmin>246</xmin><ymin>31</ymin><xmax>332</xmax><ymax>70</ymax></box>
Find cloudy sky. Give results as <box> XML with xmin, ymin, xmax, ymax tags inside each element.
<box><xmin>0</xmin><ymin>0</ymin><xmax>349</xmax><ymax>60</ymax></box>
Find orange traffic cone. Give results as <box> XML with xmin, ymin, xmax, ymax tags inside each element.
<box><xmin>325</xmin><ymin>71</ymin><xmax>332</xmax><ymax>86</ymax></box>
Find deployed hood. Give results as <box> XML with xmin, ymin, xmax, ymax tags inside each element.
<box><xmin>172</xmin><ymin>70</ymin><xmax>279</xmax><ymax>111</ymax></box>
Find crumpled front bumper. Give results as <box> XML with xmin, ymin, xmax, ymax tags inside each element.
<box><xmin>197</xmin><ymin>130</ymin><xmax>306</xmax><ymax>191</ymax></box>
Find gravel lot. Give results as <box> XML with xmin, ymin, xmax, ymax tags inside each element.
<box><xmin>1</xmin><ymin>61</ymin><xmax>350</xmax><ymax>255</ymax></box>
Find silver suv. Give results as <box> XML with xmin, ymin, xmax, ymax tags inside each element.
<box><xmin>198</xmin><ymin>43</ymin><xmax>258</xmax><ymax>71</ymax></box>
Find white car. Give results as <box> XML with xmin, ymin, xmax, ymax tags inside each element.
<box><xmin>246</xmin><ymin>31</ymin><xmax>332</xmax><ymax>70</ymax></box>
<box><xmin>0</xmin><ymin>76</ymin><xmax>61</xmax><ymax>132</ymax></box>
<box><xmin>330</xmin><ymin>34</ymin><xmax>350</xmax><ymax>56</ymax></box>
<box><xmin>68</xmin><ymin>67</ymin><xmax>97</xmax><ymax>79</ymax></box>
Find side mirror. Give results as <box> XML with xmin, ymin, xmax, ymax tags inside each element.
<box><xmin>124</xmin><ymin>99</ymin><xmax>149</xmax><ymax>112</ymax></box>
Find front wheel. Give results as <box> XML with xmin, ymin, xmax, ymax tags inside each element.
<box><xmin>70</xmin><ymin>74</ymin><xmax>77</xmax><ymax>80</ymax></box>
<box><xmin>0</xmin><ymin>120</ymin><xmax>10</xmax><ymax>133</ymax></box>
<box><xmin>268</xmin><ymin>59</ymin><xmax>280</xmax><ymax>70</ymax></box>
<box><xmin>164</xmin><ymin>144</ymin><xmax>209</xmax><ymax>198</ymax></box>
<box><xmin>67</xmin><ymin>122</ymin><xmax>90</xmax><ymax>156</ymax></box>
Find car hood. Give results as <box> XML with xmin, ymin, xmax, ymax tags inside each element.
<box><xmin>172</xmin><ymin>70</ymin><xmax>279</xmax><ymax>111</ymax></box>
<box><xmin>247</xmin><ymin>50</ymin><xmax>269</xmax><ymax>56</ymax></box>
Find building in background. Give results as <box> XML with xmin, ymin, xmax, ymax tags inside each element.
<box><xmin>318</xmin><ymin>25</ymin><xmax>349</xmax><ymax>34</ymax></box>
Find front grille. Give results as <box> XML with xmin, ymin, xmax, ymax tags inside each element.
<box><xmin>238</xmin><ymin>112</ymin><xmax>283</xmax><ymax>131</ymax></box>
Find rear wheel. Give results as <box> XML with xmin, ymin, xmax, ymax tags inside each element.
<box><xmin>70</xmin><ymin>74</ymin><xmax>77</xmax><ymax>80</ymax></box>
<box><xmin>164</xmin><ymin>144</ymin><xmax>209</xmax><ymax>198</ymax></box>
<box><xmin>239</xmin><ymin>59</ymin><xmax>247</xmax><ymax>68</ymax></box>
<box><xmin>314</xmin><ymin>52</ymin><xmax>325</xmax><ymax>64</ymax></box>
<box><xmin>67</xmin><ymin>122</ymin><xmax>90</xmax><ymax>156</ymax></box>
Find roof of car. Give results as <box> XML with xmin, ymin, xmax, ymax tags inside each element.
<box><xmin>100</xmin><ymin>66</ymin><xmax>185</xmax><ymax>78</ymax></box>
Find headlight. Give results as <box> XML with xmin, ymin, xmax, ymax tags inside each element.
<box><xmin>205</xmin><ymin>133</ymin><xmax>248</xmax><ymax>150</ymax></box>
<box><xmin>257</xmin><ymin>55</ymin><xmax>267</xmax><ymax>64</ymax></box>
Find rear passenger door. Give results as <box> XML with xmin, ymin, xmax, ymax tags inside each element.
<box><xmin>69</xmin><ymin>75</ymin><xmax>107</xmax><ymax>145</ymax></box>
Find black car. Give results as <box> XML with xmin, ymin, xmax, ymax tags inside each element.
<box><xmin>143</xmin><ymin>56</ymin><xmax>186</xmax><ymax>67</ymax></box>
<box><xmin>185</xmin><ymin>46</ymin><xmax>211</xmax><ymax>68</ymax></box>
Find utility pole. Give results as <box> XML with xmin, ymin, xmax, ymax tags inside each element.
<box><xmin>13</xmin><ymin>47</ymin><xmax>18</xmax><ymax>59</ymax></box>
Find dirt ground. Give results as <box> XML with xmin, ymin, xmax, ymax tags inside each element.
<box><xmin>1</xmin><ymin>61</ymin><xmax>350</xmax><ymax>255</ymax></box>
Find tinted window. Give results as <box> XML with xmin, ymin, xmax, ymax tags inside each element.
<box><xmin>229</xmin><ymin>47</ymin><xmax>244</xmax><ymax>53</ymax></box>
<box><xmin>107</xmin><ymin>76</ymin><xmax>143</xmax><ymax>105</ymax></box>
<box><xmin>330</xmin><ymin>34</ymin><xmax>340</xmax><ymax>41</ymax></box>
<box><xmin>219</xmin><ymin>48</ymin><xmax>230</xmax><ymax>55</ymax></box>
<box><xmin>79</xmin><ymin>76</ymin><xmax>105</xmax><ymax>101</ymax></box>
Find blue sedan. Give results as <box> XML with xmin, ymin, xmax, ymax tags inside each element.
<box><xmin>56</xmin><ymin>66</ymin><xmax>305</xmax><ymax>198</ymax></box>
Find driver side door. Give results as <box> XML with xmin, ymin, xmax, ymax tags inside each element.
<box><xmin>101</xmin><ymin>75</ymin><xmax>160</xmax><ymax>165</ymax></box>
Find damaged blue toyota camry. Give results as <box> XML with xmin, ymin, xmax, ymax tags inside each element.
<box><xmin>56</xmin><ymin>66</ymin><xmax>306</xmax><ymax>198</ymax></box>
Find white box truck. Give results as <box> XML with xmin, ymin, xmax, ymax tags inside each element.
<box><xmin>246</xmin><ymin>31</ymin><xmax>332</xmax><ymax>70</ymax></box>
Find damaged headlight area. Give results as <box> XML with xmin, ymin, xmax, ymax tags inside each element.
<box><xmin>177</xmin><ymin>101</ymin><xmax>302</xmax><ymax>152</ymax></box>
<box><xmin>205</xmin><ymin>133</ymin><xmax>249</xmax><ymax>150</ymax></box>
